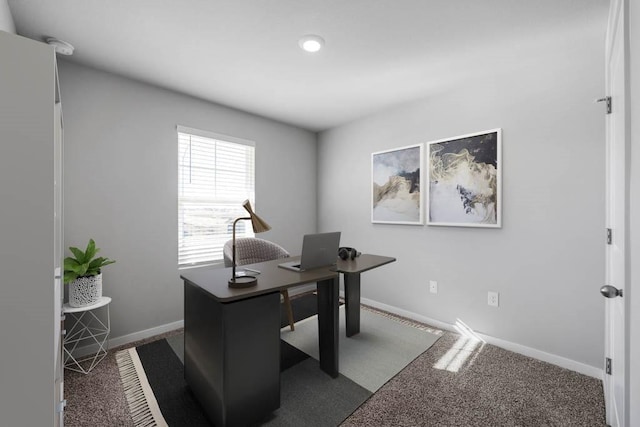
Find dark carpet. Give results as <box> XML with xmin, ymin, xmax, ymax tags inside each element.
<box><xmin>342</xmin><ymin>332</ymin><xmax>607</xmax><ymax>427</ymax></box>
<box><xmin>136</xmin><ymin>339</ymin><xmax>209</xmax><ymax>426</ymax></box>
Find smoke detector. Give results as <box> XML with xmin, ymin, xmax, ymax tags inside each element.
<box><xmin>46</xmin><ymin>37</ymin><xmax>75</xmax><ymax>56</ymax></box>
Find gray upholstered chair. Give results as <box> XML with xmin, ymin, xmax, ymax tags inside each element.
<box><xmin>223</xmin><ymin>237</ymin><xmax>295</xmax><ymax>330</ymax></box>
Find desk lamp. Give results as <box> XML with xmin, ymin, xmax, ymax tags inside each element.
<box><xmin>228</xmin><ymin>199</ymin><xmax>271</xmax><ymax>288</ymax></box>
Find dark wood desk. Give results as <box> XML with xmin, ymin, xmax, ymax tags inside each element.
<box><xmin>180</xmin><ymin>254</ymin><xmax>394</xmax><ymax>427</ymax></box>
<box><xmin>334</xmin><ymin>254</ymin><xmax>396</xmax><ymax>337</ymax></box>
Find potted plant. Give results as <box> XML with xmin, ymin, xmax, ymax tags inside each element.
<box><xmin>64</xmin><ymin>238</ymin><xmax>115</xmax><ymax>307</ymax></box>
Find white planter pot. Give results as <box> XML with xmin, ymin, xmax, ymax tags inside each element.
<box><xmin>69</xmin><ymin>273</ymin><xmax>103</xmax><ymax>307</ymax></box>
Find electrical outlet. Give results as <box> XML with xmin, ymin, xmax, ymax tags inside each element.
<box><xmin>429</xmin><ymin>280</ymin><xmax>438</xmax><ymax>294</ymax></box>
<box><xmin>488</xmin><ymin>291</ymin><xmax>499</xmax><ymax>307</ymax></box>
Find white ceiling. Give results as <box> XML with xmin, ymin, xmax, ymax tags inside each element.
<box><xmin>8</xmin><ymin>0</ymin><xmax>608</xmax><ymax>132</ymax></box>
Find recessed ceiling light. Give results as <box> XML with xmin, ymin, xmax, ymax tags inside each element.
<box><xmin>46</xmin><ymin>37</ymin><xmax>75</xmax><ymax>56</ymax></box>
<box><xmin>298</xmin><ymin>35</ymin><xmax>325</xmax><ymax>53</ymax></box>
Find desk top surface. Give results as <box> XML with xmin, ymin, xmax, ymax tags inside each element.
<box><xmin>180</xmin><ymin>254</ymin><xmax>395</xmax><ymax>302</ymax></box>
<box><xmin>333</xmin><ymin>254</ymin><xmax>396</xmax><ymax>274</ymax></box>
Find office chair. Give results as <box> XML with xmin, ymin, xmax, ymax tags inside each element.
<box><xmin>223</xmin><ymin>237</ymin><xmax>295</xmax><ymax>331</ymax></box>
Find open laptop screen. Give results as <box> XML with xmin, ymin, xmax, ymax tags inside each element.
<box><xmin>278</xmin><ymin>232</ymin><xmax>341</xmax><ymax>272</ymax></box>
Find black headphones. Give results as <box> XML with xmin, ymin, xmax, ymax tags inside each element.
<box><xmin>338</xmin><ymin>247</ymin><xmax>361</xmax><ymax>260</ymax></box>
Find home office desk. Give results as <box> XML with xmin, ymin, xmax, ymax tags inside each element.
<box><xmin>334</xmin><ymin>254</ymin><xmax>396</xmax><ymax>337</ymax></box>
<box><xmin>180</xmin><ymin>254</ymin><xmax>395</xmax><ymax>427</ymax></box>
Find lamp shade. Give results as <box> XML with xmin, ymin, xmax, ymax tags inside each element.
<box><xmin>242</xmin><ymin>200</ymin><xmax>271</xmax><ymax>233</ymax></box>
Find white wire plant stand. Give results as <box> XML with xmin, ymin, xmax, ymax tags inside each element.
<box><xmin>63</xmin><ymin>296</ymin><xmax>111</xmax><ymax>374</ymax></box>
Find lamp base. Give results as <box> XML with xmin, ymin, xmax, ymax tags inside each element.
<box><xmin>228</xmin><ymin>275</ymin><xmax>258</xmax><ymax>288</ymax></box>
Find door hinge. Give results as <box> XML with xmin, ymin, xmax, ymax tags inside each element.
<box><xmin>56</xmin><ymin>399</ymin><xmax>67</xmax><ymax>413</ymax></box>
<box><xmin>596</xmin><ymin>96</ymin><xmax>612</xmax><ymax>114</ymax></box>
<box><xmin>606</xmin><ymin>357</ymin><xmax>612</xmax><ymax>375</ymax></box>
<box><xmin>607</xmin><ymin>228</ymin><xmax>612</xmax><ymax>245</ymax></box>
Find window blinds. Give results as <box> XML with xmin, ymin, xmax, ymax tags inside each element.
<box><xmin>177</xmin><ymin>127</ymin><xmax>255</xmax><ymax>267</ymax></box>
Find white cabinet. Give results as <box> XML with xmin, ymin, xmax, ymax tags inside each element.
<box><xmin>0</xmin><ymin>31</ymin><xmax>64</xmax><ymax>426</ymax></box>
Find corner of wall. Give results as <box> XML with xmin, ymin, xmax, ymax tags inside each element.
<box><xmin>0</xmin><ymin>0</ymin><xmax>16</xmax><ymax>34</ymax></box>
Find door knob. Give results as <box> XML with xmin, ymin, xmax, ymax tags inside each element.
<box><xmin>600</xmin><ymin>285</ymin><xmax>623</xmax><ymax>298</ymax></box>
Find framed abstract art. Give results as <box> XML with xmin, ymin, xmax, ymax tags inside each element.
<box><xmin>371</xmin><ymin>144</ymin><xmax>424</xmax><ymax>225</ymax></box>
<box><xmin>426</xmin><ymin>129</ymin><xmax>502</xmax><ymax>227</ymax></box>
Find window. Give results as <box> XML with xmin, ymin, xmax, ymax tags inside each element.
<box><xmin>177</xmin><ymin>126</ymin><xmax>255</xmax><ymax>267</ymax></box>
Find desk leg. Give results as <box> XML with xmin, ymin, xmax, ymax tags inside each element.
<box><xmin>344</xmin><ymin>272</ymin><xmax>361</xmax><ymax>337</ymax></box>
<box><xmin>317</xmin><ymin>276</ymin><xmax>339</xmax><ymax>378</ymax></box>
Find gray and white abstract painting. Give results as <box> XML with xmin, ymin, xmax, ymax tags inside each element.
<box><xmin>427</xmin><ymin>129</ymin><xmax>502</xmax><ymax>227</ymax></box>
<box><xmin>372</xmin><ymin>144</ymin><xmax>423</xmax><ymax>224</ymax></box>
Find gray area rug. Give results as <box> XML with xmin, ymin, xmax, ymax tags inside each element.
<box><xmin>281</xmin><ymin>305</ymin><xmax>441</xmax><ymax>392</ymax></box>
<box><xmin>159</xmin><ymin>304</ymin><xmax>441</xmax><ymax>425</ymax></box>
<box><xmin>112</xmin><ymin>299</ymin><xmax>443</xmax><ymax>426</ymax></box>
<box><xmin>162</xmin><ymin>338</ymin><xmax>371</xmax><ymax>427</ymax></box>
<box><xmin>120</xmin><ymin>335</ymin><xmax>370</xmax><ymax>427</ymax></box>
<box><xmin>262</xmin><ymin>359</ymin><xmax>371</xmax><ymax>427</ymax></box>
<box><xmin>164</xmin><ymin>333</ymin><xmax>372</xmax><ymax>426</ymax></box>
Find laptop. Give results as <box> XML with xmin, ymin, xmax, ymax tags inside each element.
<box><xmin>278</xmin><ymin>232</ymin><xmax>341</xmax><ymax>272</ymax></box>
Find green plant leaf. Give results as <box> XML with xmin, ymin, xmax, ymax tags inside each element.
<box><xmin>87</xmin><ymin>256</ymin><xmax>103</xmax><ymax>271</ymax></box>
<box><xmin>63</xmin><ymin>271</ymin><xmax>78</xmax><ymax>285</ymax></box>
<box><xmin>64</xmin><ymin>257</ymin><xmax>88</xmax><ymax>275</ymax></box>
<box><xmin>87</xmin><ymin>257</ymin><xmax>105</xmax><ymax>275</ymax></box>
<box><xmin>84</xmin><ymin>239</ymin><xmax>98</xmax><ymax>262</ymax></box>
<box><xmin>63</xmin><ymin>239</ymin><xmax>115</xmax><ymax>284</ymax></box>
<box><xmin>88</xmin><ymin>257</ymin><xmax>115</xmax><ymax>271</ymax></box>
<box><xmin>64</xmin><ymin>257</ymin><xmax>79</xmax><ymax>270</ymax></box>
<box><xmin>71</xmin><ymin>263</ymin><xmax>89</xmax><ymax>276</ymax></box>
<box><xmin>68</xmin><ymin>246</ymin><xmax>85</xmax><ymax>263</ymax></box>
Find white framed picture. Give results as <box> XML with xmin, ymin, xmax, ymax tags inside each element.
<box><xmin>371</xmin><ymin>143</ymin><xmax>424</xmax><ymax>225</ymax></box>
<box><xmin>426</xmin><ymin>129</ymin><xmax>502</xmax><ymax>228</ymax></box>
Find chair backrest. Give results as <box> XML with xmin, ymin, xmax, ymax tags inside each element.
<box><xmin>223</xmin><ymin>237</ymin><xmax>290</xmax><ymax>267</ymax></box>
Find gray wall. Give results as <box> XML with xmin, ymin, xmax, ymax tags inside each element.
<box><xmin>57</xmin><ymin>60</ymin><xmax>317</xmax><ymax>340</ymax></box>
<box><xmin>318</xmin><ymin>22</ymin><xmax>606</xmax><ymax>367</ymax></box>
<box><xmin>0</xmin><ymin>0</ymin><xmax>15</xmax><ymax>33</ymax></box>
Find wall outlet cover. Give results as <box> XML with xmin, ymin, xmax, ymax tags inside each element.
<box><xmin>429</xmin><ymin>280</ymin><xmax>438</xmax><ymax>294</ymax></box>
<box><xmin>488</xmin><ymin>291</ymin><xmax>499</xmax><ymax>307</ymax></box>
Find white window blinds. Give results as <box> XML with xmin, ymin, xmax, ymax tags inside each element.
<box><xmin>177</xmin><ymin>126</ymin><xmax>256</xmax><ymax>267</ymax></box>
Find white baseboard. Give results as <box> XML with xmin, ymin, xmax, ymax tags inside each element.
<box><xmin>70</xmin><ymin>319</ymin><xmax>184</xmax><ymax>358</ymax></box>
<box><xmin>109</xmin><ymin>320</ymin><xmax>184</xmax><ymax>350</ymax></box>
<box><xmin>357</xmin><ymin>296</ymin><xmax>603</xmax><ymax>380</ymax></box>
